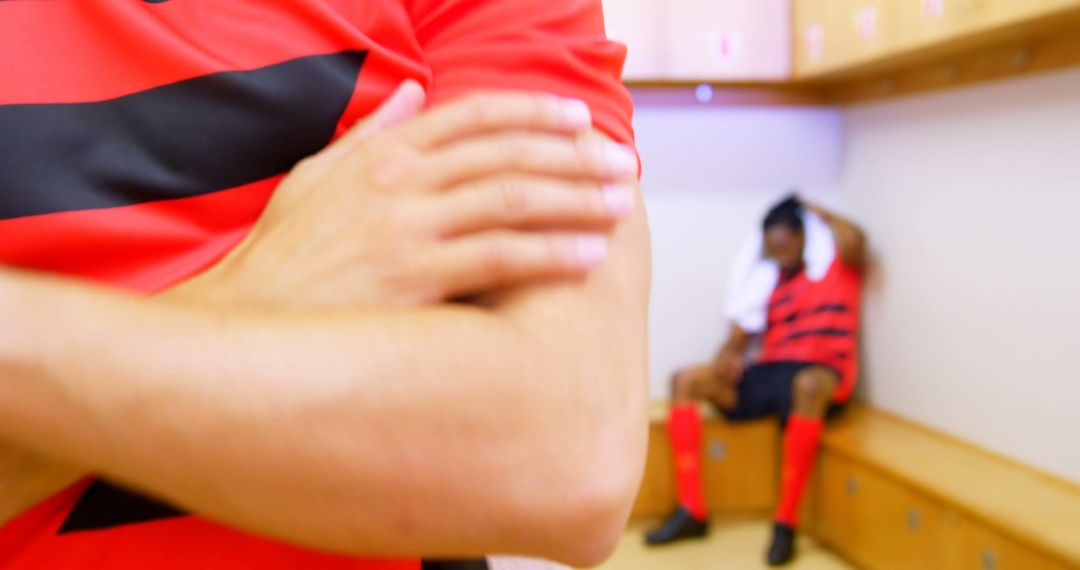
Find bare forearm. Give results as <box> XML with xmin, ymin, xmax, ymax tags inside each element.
<box><xmin>0</xmin><ymin>268</ymin><xmax>634</xmax><ymax>563</ymax></box>
<box><xmin>819</xmin><ymin>208</ymin><xmax>864</xmax><ymax>244</ymax></box>
<box><xmin>805</xmin><ymin>203</ymin><xmax>867</xmax><ymax>269</ymax></box>
<box><xmin>718</xmin><ymin>324</ymin><xmax>750</xmax><ymax>356</ymax></box>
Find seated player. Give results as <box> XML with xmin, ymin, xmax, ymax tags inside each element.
<box><xmin>645</xmin><ymin>196</ymin><xmax>866</xmax><ymax>566</ymax></box>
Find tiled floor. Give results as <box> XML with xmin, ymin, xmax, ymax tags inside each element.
<box><xmin>595</xmin><ymin>520</ymin><xmax>855</xmax><ymax>570</ymax></box>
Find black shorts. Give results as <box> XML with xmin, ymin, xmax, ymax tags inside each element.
<box><xmin>717</xmin><ymin>361</ymin><xmax>848</xmax><ymax>425</ymax></box>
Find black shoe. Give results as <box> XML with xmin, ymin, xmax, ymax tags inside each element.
<box><xmin>644</xmin><ymin>506</ymin><xmax>708</xmax><ymax>546</ymax></box>
<box><xmin>766</xmin><ymin>522</ymin><xmax>796</xmax><ymax>566</ymax></box>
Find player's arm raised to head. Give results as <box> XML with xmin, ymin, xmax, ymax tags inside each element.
<box><xmin>804</xmin><ymin>202</ymin><xmax>867</xmax><ymax>270</ymax></box>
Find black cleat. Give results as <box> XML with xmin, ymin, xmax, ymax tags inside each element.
<box><xmin>766</xmin><ymin>522</ymin><xmax>797</xmax><ymax>566</ymax></box>
<box><xmin>644</xmin><ymin>506</ymin><xmax>708</xmax><ymax>546</ymax></box>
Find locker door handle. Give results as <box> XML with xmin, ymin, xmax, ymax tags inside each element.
<box><xmin>907</xmin><ymin>508</ymin><xmax>921</xmax><ymax>531</ymax></box>
<box><xmin>708</xmin><ymin>441</ymin><xmax>728</xmax><ymax>460</ymax></box>
<box><xmin>845</xmin><ymin>476</ymin><xmax>859</xmax><ymax>496</ymax></box>
<box><xmin>981</xmin><ymin>548</ymin><xmax>997</xmax><ymax>570</ymax></box>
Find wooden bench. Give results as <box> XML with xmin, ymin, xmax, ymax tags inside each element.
<box><xmin>631</xmin><ymin>402</ymin><xmax>780</xmax><ymax>519</ymax></box>
<box><xmin>804</xmin><ymin>405</ymin><xmax>1080</xmax><ymax>570</ymax></box>
<box><xmin>631</xmin><ymin>402</ymin><xmax>1080</xmax><ymax>569</ymax></box>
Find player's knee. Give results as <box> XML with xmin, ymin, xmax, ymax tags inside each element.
<box><xmin>671</xmin><ymin>370</ymin><xmax>693</xmax><ymax>398</ymax></box>
<box><xmin>793</xmin><ymin>368</ymin><xmax>833</xmax><ymax>406</ymax></box>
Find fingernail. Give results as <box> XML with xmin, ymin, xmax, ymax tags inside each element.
<box><xmin>602</xmin><ymin>184</ymin><xmax>635</xmax><ymax>217</ymax></box>
<box><xmin>560</xmin><ymin>98</ymin><xmax>592</xmax><ymax>130</ymax></box>
<box><xmin>575</xmin><ymin>235</ymin><xmax>609</xmax><ymax>268</ymax></box>
<box><xmin>604</xmin><ymin>144</ymin><xmax>638</xmax><ymax>177</ymax></box>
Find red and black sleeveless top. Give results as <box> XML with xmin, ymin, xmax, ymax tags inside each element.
<box><xmin>759</xmin><ymin>255</ymin><xmax>862</xmax><ymax>402</ymax></box>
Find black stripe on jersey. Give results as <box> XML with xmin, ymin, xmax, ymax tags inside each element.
<box><xmin>810</xmin><ymin>303</ymin><xmax>850</xmax><ymax>314</ymax></box>
<box><xmin>769</xmin><ymin>294</ymin><xmax>793</xmax><ymax>309</ymax></box>
<box><xmin>776</xmin><ymin>327</ymin><xmax>851</xmax><ymax>345</ymax></box>
<box><xmin>58</xmin><ymin>480</ymin><xmax>185</xmax><ymax>534</ymax></box>
<box><xmin>769</xmin><ymin>303</ymin><xmax>849</xmax><ymax>327</ymax></box>
<box><xmin>0</xmin><ymin>50</ymin><xmax>366</xmax><ymax>221</ymax></box>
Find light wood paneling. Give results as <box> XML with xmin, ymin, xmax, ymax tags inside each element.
<box><xmin>605</xmin><ymin>0</ymin><xmax>792</xmax><ymax>82</ymax></box>
<box><xmin>828</xmin><ymin>6</ymin><xmax>1080</xmax><ymax>103</ymax></box>
<box><xmin>700</xmin><ymin>420</ymin><xmax>780</xmax><ymax>513</ymax></box>
<box><xmin>941</xmin><ymin>515</ymin><xmax>1069</xmax><ymax>570</ymax></box>
<box><xmin>793</xmin><ymin>0</ymin><xmax>851</xmax><ymax>75</ymax></box>
<box><xmin>796</xmin><ymin>0</ymin><xmax>1079</xmax><ymax>79</ymax></box>
<box><xmin>626</xmin><ymin>1</ymin><xmax>1080</xmax><ymax>105</ymax></box>
<box><xmin>812</xmin><ymin>453</ymin><xmax>955</xmax><ymax>570</ymax></box>
<box><xmin>896</xmin><ymin>0</ymin><xmax>996</xmax><ymax>49</ymax></box>
<box><xmin>813</xmin><ymin>405</ymin><xmax>1080</xmax><ymax>568</ymax></box>
<box><xmin>794</xmin><ymin>0</ymin><xmax>901</xmax><ymax>74</ymax></box>
<box><xmin>632</xmin><ymin>423</ymin><xmax>677</xmax><ymax>518</ymax></box>
<box><xmin>664</xmin><ymin>0</ymin><xmax>791</xmax><ymax>81</ymax></box>
<box><xmin>990</xmin><ymin>0</ymin><xmax>1080</xmax><ymax>26</ymax></box>
<box><xmin>631</xmin><ymin>403</ymin><xmax>779</xmax><ymax>518</ymax></box>
<box><xmin>843</xmin><ymin>0</ymin><xmax>901</xmax><ymax>64</ymax></box>
<box><xmin>811</xmin><ymin>453</ymin><xmax>867</xmax><ymax>563</ymax></box>
<box><xmin>811</xmin><ymin>448</ymin><xmax>1075</xmax><ymax>569</ymax></box>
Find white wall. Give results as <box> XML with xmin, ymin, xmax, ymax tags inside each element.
<box><xmin>632</xmin><ymin>89</ymin><xmax>844</xmax><ymax>399</ymax></box>
<box><xmin>838</xmin><ymin>68</ymin><xmax>1080</xmax><ymax>483</ymax></box>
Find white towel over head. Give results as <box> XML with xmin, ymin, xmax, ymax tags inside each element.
<box><xmin>722</xmin><ymin>210</ymin><xmax>834</xmax><ymax>334</ymax></box>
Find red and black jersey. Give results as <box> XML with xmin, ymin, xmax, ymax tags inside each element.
<box><xmin>758</xmin><ymin>255</ymin><xmax>862</xmax><ymax>403</ymax></box>
<box><xmin>0</xmin><ymin>1</ymin><xmax>634</xmax><ymax>568</ymax></box>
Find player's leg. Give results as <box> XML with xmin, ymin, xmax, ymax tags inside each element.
<box><xmin>647</xmin><ymin>362</ymin><xmax>771</xmax><ymax>546</ymax></box>
<box><xmin>643</xmin><ymin>365</ymin><xmax>730</xmax><ymax>545</ymax></box>
<box><xmin>768</xmin><ymin>365</ymin><xmax>838</xmax><ymax>566</ymax></box>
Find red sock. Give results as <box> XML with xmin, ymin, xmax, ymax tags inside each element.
<box><xmin>669</xmin><ymin>404</ymin><xmax>707</xmax><ymax>520</ymax></box>
<box><xmin>775</xmin><ymin>414</ymin><xmax>825</xmax><ymax>527</ymax></box>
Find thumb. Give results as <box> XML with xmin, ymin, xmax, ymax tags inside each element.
<box><xmin>325</xmin><ymin>79</ymin><xmax>427</xmax><ymax>158</ymax></box>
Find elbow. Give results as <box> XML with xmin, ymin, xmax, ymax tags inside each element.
<box><xmin>839</xmin><ymin>228</ymin><xmax>868</xmax><ymax>271</ymax></box>
<box><xmin>548</xmin><ymin>457</ymin><xmax>643</xmax><ymax>567</ymax></box>
<box><xmin>522</xmin><ymin>401</ymin><xmax>648</xmax><ymax>567</ymax></box>
<box><xmin>551</xmin><ymin>365</ymin><xmax>648</xmax><ymax>564</ymax></box>
<box><xmin>849</xmin><ymin>232</ymin><xmax>869</xmax><ymax>271</ymax></box>
<box><xmin>502</xmin><ymin>309</ymin><xmax>649</xmax><ymax>565</ymax></box>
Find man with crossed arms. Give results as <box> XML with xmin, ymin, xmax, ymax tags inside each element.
<box><xmin>0</xmin><ymin>1</ymin><xmax>649</xmax><ymax>568</ymax></box>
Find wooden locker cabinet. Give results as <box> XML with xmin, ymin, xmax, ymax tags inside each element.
<box><xmin>700</xmin><ymin>420</ymin><xmax>779</xmax><ymax>512</ymax></box>
<box><xmin>940</xmin><ymin>516</ymin><xmax>1068</xmax><ymax>570</ymax></box>
<box><xmin>794</xmin><ymin>0</ymin><xmax>834</xmax><ymax>74</ymax></box>
<box><xmin>632</xmin><ymin>422</ymin><xmax>678</xmax><ymax>518</ymax></box>
<box><xmin>895</xmin><ymin>0</ymin><xmax>954</xmax><ymax>48</ymax></box>
<box><xmin>809</xmin><ymin>451</ymin><xmax>1075</xmax><ymax>570</ymax></box>
<box><xmin>605</xmin><ymin>0</ymin><xmax>794</xmax><ymax>81</ymax></box>
<box><xmin>895</xmin><ymin>0</ymin><xmax>996</xmax><ymax>48</ymax></box>
<box><xmin>811</xmin><ymin>452</ymin><xmax>867</xmax><ymax>561</ymax></box>
<box><xmin>942</xmin><ymin>0</ymin><xmax>996</xmax><ymax>36</ymax></box>
<box><xmin>988</xmin><ymin>0</ymin><xmax>1068</xmax><ymax>26</ymax></box>
<box><xmin>1042</xmin><ymin>0</ymin><xmax>1080</xmax><ymax>13</ymax></box>
<box><xmin>806</xmin><ymin>407</ymin><xmax>1080</xmax><ymax>569</ymax></box>
<box><xmin>664</xmin><ymin>0</ymin><xmax>791</xmax><ymax>80</ymax></box>
<box><xmin>812</xmin><ymin>452</ymin><xmax>951</xmax><ymax>570</ymax></box>
<box><xmin>794</xmin><ymin>0</ymin><xmax>898</xmax><ymax>74</ymax></box>
<box><xmin>600</xmin><ymin>0</ymin><xmax>664</xmax><ymax>81</ymax></box>
<box><xmin>841</xmin><ymin>0</ymin><xmax>900</xmax><ymax>65</ymax></box>
<box><xmin>631</xmin><ymin>410</ymin><xmax>779</xmax><ymax>518</ymax></box>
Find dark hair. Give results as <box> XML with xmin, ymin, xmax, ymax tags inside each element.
<box><xmin>763</xmin><ymin>195</ymin><xmax>804</xmax><ymax>233</ymax></box>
